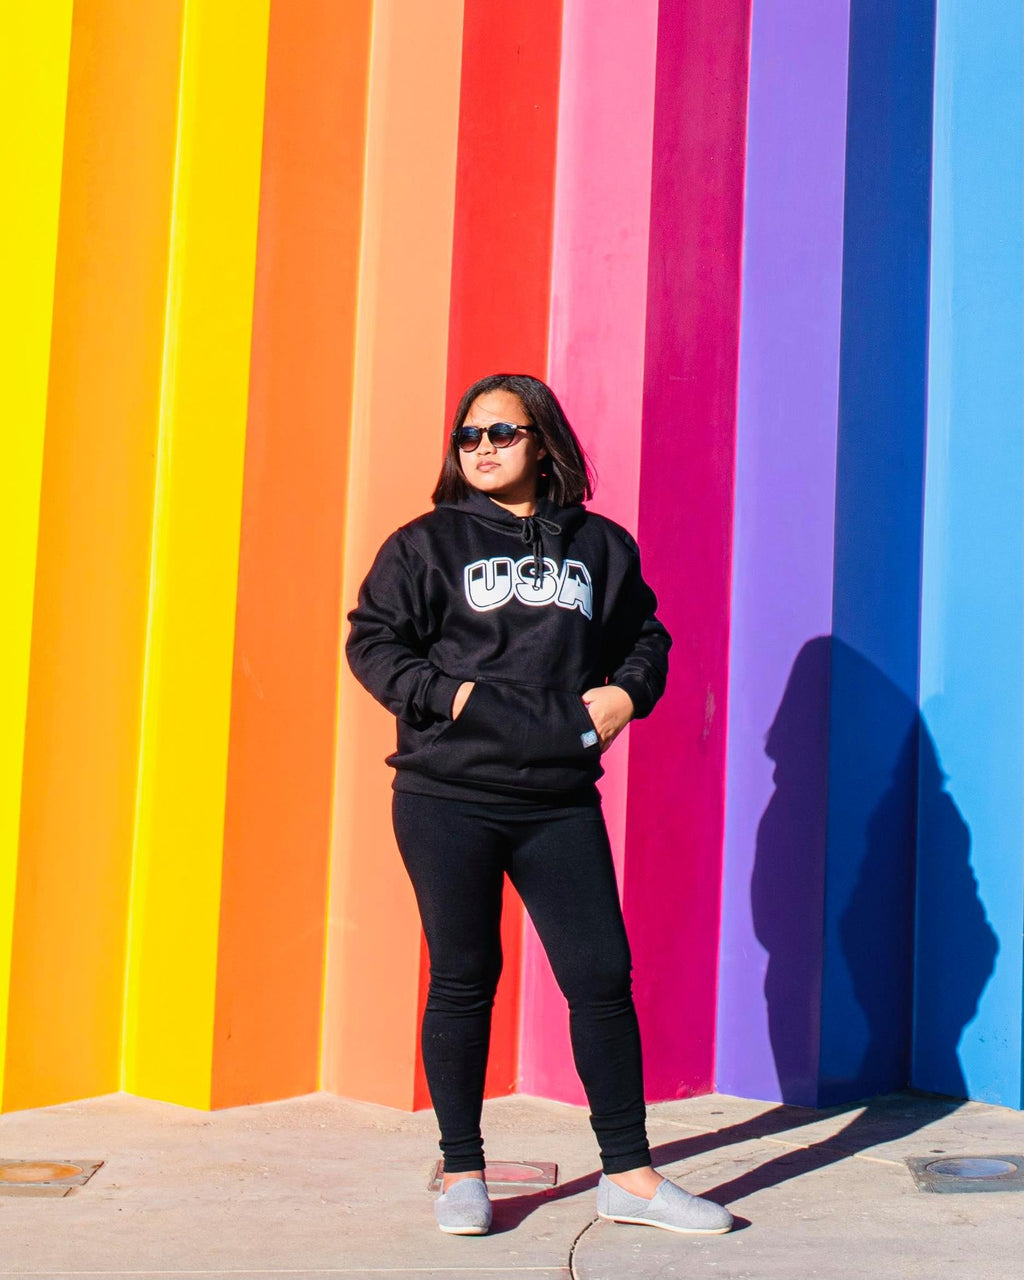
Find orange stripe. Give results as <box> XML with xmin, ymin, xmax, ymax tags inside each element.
<box><xmin>211</xmin><ymin>0</ymin><xmax>373</xmax><ymax>1108</ymax></box>
<box><xmin>4</xmin><ymin>0</ymin><xmax>183</xmax><ymax>1110</ymax></box>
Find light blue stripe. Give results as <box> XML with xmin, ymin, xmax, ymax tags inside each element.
<box><xmin>917</xmin><ymin>0</ymin><xmax>1024</xmax><ymax>1107</ymax></box>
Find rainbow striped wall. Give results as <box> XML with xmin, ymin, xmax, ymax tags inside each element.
<box><xmin>2</xmin><ymin>0</ymin><xmax>1021</xmax><ymax>1118</ymax></box>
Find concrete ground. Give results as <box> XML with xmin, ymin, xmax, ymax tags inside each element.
<box><xmin>0</xmin><ymin>1088</ymin><xmax>1021</xmax><ymax>1279</ymax></box>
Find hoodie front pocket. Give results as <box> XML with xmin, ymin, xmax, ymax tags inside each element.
<box><xmin>429</xmin><ymin>677</ymin><xmax>602</xmax><ymax>793</ymax></box>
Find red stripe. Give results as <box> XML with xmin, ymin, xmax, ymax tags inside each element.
<box><xmin>445</xmin><ymin>0</ymin><xmax>563</xmax><ymax>405</ymax></box>
<box><xmin>442</xmin><ymin>0</ymin><xmax>564</xmax><ymax>1098</ymax></box>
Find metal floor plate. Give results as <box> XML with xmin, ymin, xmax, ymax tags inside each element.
<box><xmin>906</xmin><ymin>1153</ymin><xmax>1024</xmax><ymax>1193</ymax></box>
<box><xmin>0</xmin><ymin>1158</ymin><xmax>104</xmax><ymax>1198</ymax></box>
<box><xmin>428</xmin><ymin>1158</ymin><xmax>557</xmax><ymax>1193</ymax></box>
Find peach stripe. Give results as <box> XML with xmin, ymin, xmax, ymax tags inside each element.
<box><xmin>324</xmin><ymin>0</ymin><xmax>464</xmax><ymax>1109</ymax></box>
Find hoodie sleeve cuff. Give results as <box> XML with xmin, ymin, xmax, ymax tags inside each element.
<box><xmin>609</xmin><ymin>677</ymin><xmax>654</xmax><ymax>721</ymax></box>
<box><xmin>427</xmin><ymin>673</ymin><xmax>464</xmax><ymax>719</ymax></box>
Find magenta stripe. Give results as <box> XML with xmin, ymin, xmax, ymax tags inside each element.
<box><xmin>624</xmin><ymin>0</ymin><xmax>751</xmax><ymax>1100</ymax></box>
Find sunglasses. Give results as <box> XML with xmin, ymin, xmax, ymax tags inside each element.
<box><xmin>452</xmin><ymin>422</ymin><xmax>537</xmax><ymax>452</ymax></box>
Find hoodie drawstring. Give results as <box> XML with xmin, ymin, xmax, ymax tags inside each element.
<box><xmin>518</xmin><ymin>513</ymin><xmax>562</xmax><ymax>586</ymax></box>
<box><xmin>452</xmin><ymin>499</ymin><xmax>565</xmax><ymax>591</ymax></box>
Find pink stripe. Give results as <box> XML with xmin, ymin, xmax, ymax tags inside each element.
<box><xmin>624</xmin><ymin>0</ymin><xmax>751</xmax><ymax>1100</ymax></box>
<box><xmin>519</xmin><ymin>0</ymin><xmax>659</xmax><ymax>1103</ymax></box>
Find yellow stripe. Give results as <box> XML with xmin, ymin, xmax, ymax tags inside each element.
<box><xmin>123</xmin><ymin>0</ymin><xmax>271</xmax><ymax>1107</ymax></box>
<box><xmin>0</xmin><ymin>3</ymin><xmax>73</xmax><ymax>1105</ymax></box>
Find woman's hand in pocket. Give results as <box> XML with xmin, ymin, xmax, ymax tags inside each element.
<box><xmin>451</xmin><ymin>681</ymin><xmax>476</xmax><ymax>720</ymax></box>
<box><xmin>581</xmin><ymin>685</ymin><xmax>634</xmax><ymax>752</ymax></box>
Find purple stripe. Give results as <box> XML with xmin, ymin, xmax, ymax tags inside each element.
<box><xmin>716</xmin><ymin>0</ymin><xmax>851</xmax><ymax>1100</ymax></box>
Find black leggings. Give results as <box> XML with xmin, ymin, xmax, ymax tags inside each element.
<box><xmin>391</xmin><ymin>791</ymin><xmax>651</xmax><ymax>1175</ymax></box>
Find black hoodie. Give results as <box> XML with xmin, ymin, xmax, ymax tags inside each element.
<box><xmin>344</xmin><ymin>484</ymin><xmax>672</xmax><ymax>803</ymax></box>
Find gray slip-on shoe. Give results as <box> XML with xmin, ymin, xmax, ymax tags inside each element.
<box><xmin>597</xmin><ymin>1173</ymin><xmax>734</xmax><ymax>1235</ymax></box>
<box><xmin>434</xmin><ymin>1176</ymin><xmax>493</xmax><ymax>1235</ymax></box>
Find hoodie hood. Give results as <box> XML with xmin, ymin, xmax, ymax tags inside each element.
<box><xmin>435</xmin><ymin>485</ymin><xmax>588</xmax><ymax>584</ymax></box>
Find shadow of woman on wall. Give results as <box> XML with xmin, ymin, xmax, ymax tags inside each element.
<box><xmin>492</xmin><ymin>638</ymin><xmax>998</xmax><ymax>1231</ymax></box>
<box><xmin>698</xmin><ymin>635</ymin><xmax>998</xmax><ymax>1209</ymax></box>
<box><xmin>494</xmin><ymin>635</ymin><xmax>997</xmax><ymax>1231</ymax></box>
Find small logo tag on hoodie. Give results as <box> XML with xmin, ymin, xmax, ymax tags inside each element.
<box><xmin>580</xmin><ymin>729</ymin><xmax>600</xmax><ymax>748</ymax></box>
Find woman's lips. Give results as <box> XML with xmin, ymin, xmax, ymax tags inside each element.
<box><xmin>477</xmin><ymin>462</ymin><xmax>499</xmax><ymax>471</ymax></box>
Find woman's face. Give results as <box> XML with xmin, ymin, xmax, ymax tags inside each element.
<box><xmin>458</xmin><ymin>390</ymin><xmax>547</xmax><ymax>504</ymax></box>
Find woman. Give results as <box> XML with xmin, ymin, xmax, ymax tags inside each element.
<box><xmin>345</xmin><ymin>373</ymin><xmax>733</xmax><ymax>1238</ymax></box>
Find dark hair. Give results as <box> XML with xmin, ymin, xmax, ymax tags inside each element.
<box><xmin>431</xmin><ymin>373</ymin><xmax>597</xmax><ymax>507</ymax></box>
